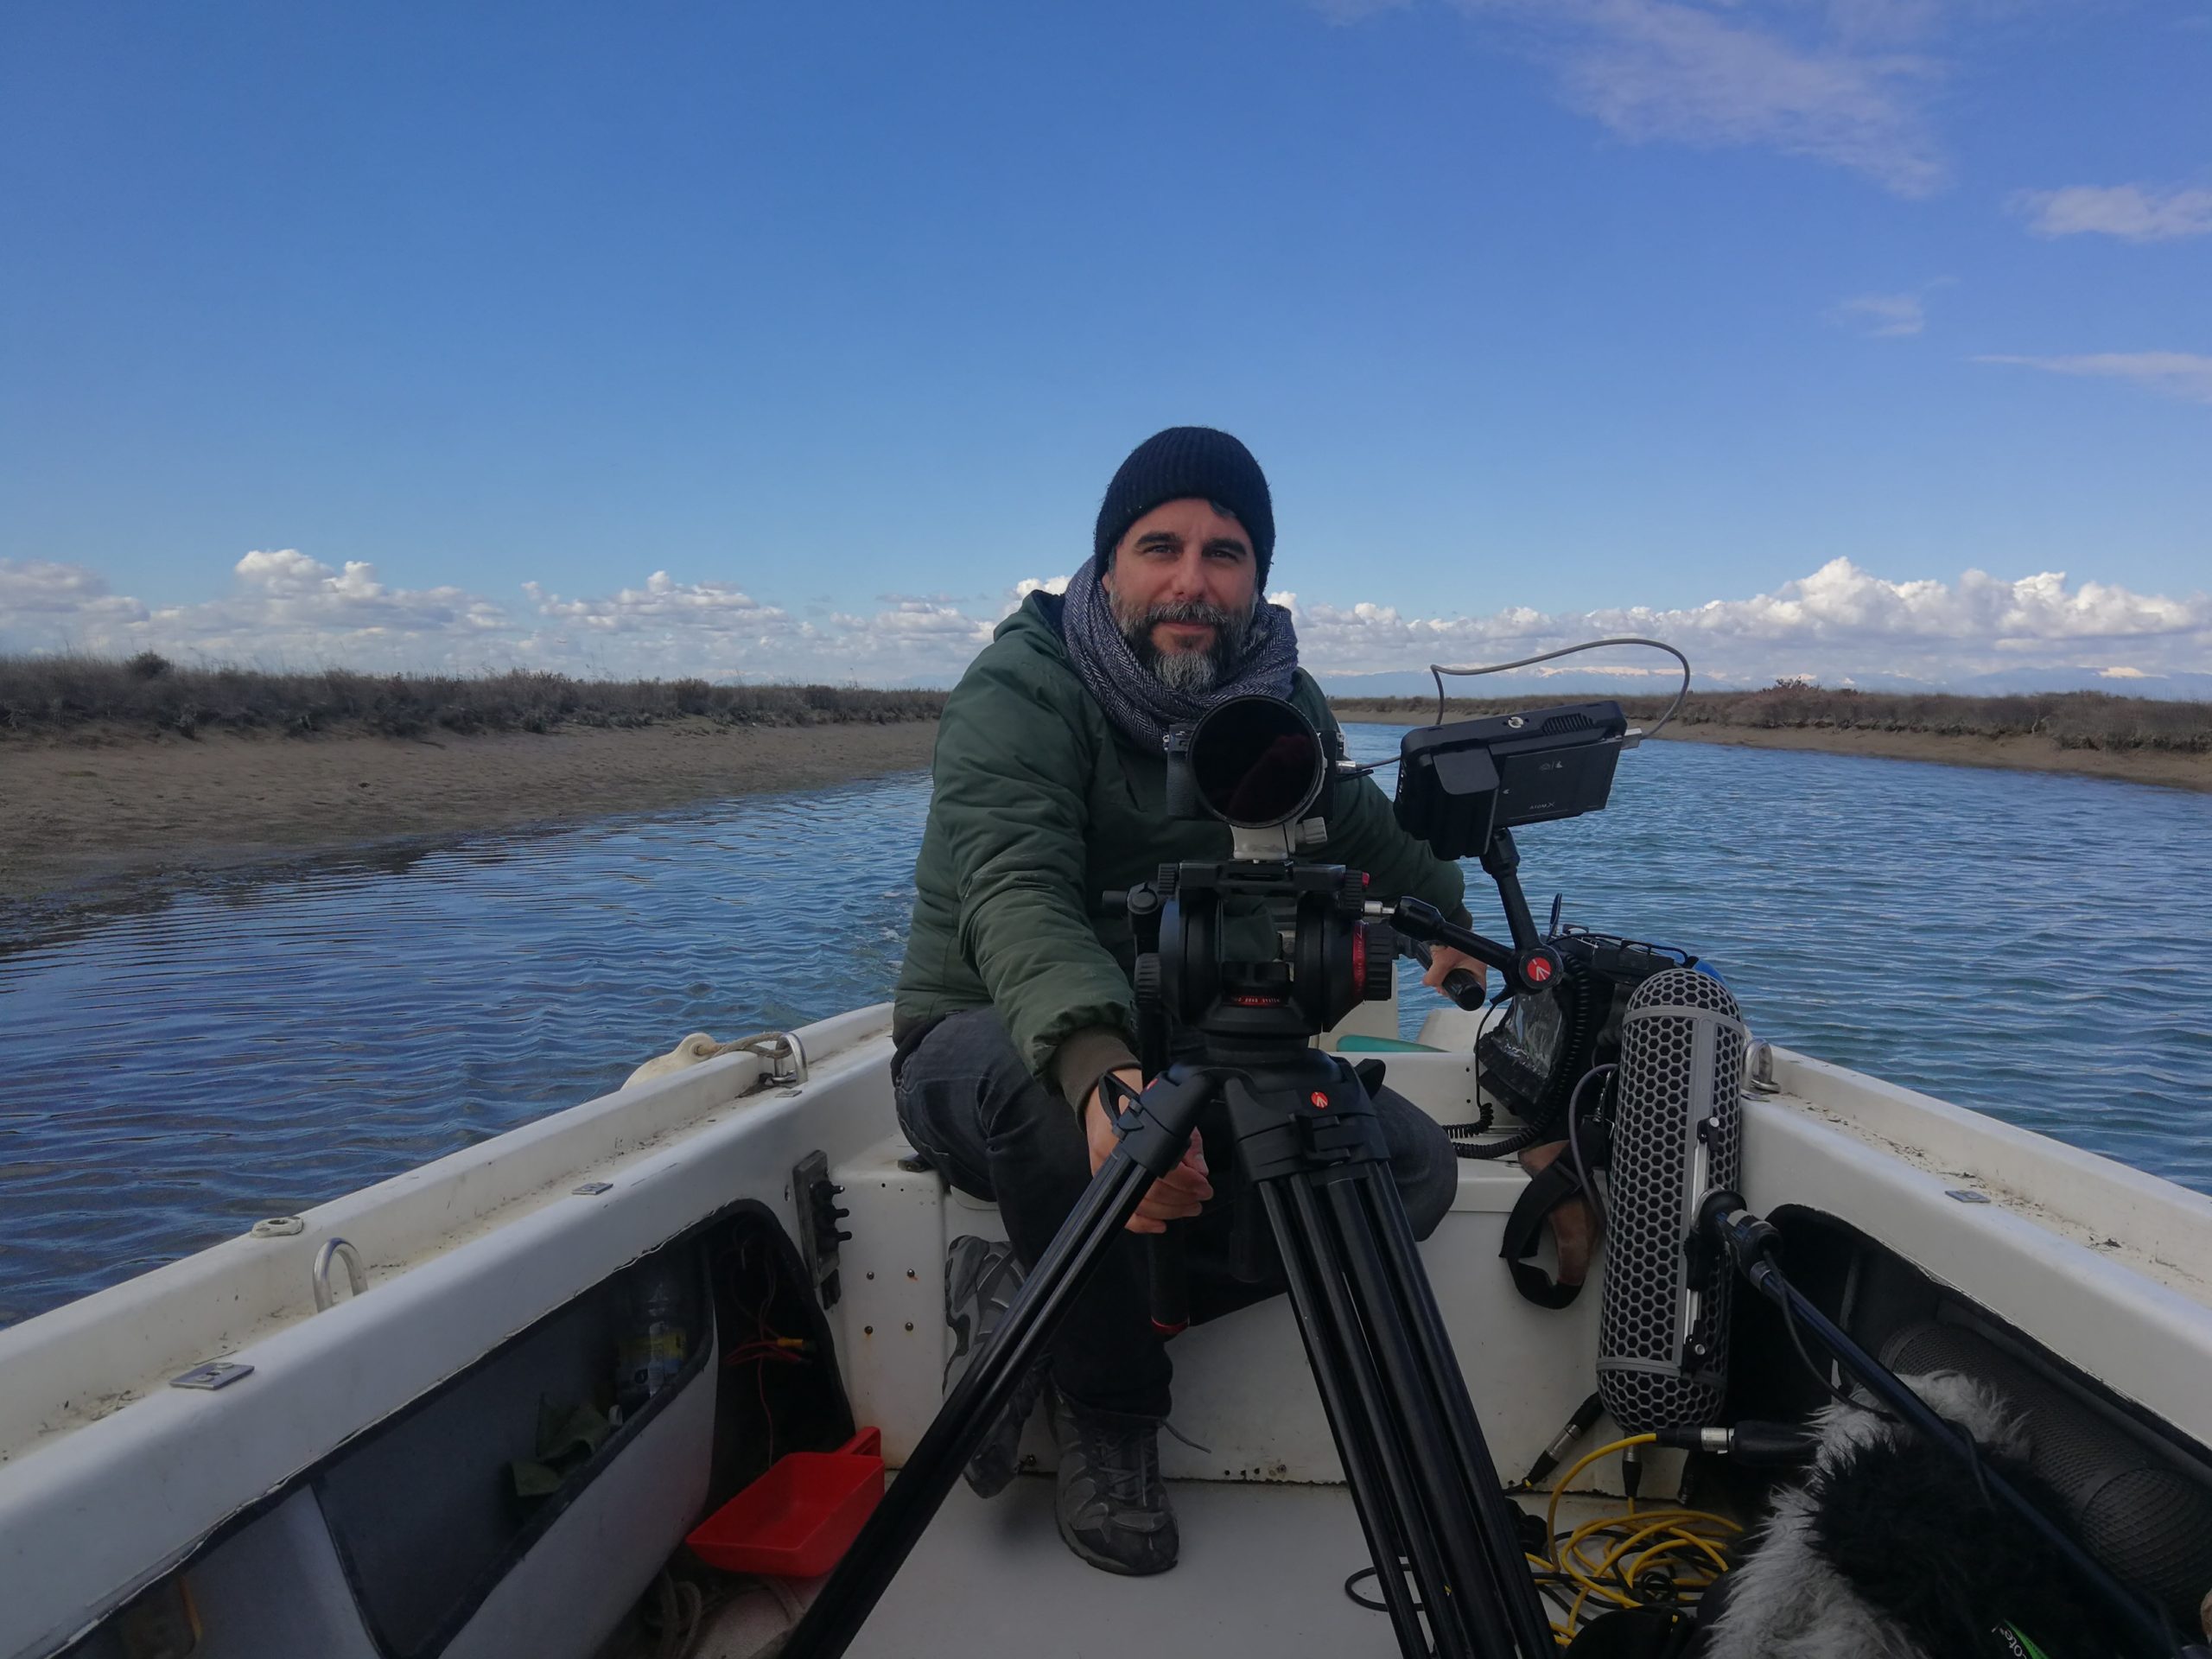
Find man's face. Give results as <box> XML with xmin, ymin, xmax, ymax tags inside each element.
<box><xmin>1100</xmin><ymin>498</ymin><xmax>1260</xmax><ymax>693</ymax></box>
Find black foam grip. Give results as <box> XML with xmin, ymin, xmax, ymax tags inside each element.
<box><xmin>1404</xmin><ymin>935</ymin><xmax>1487</xmax><ymax>1010</ymax></box>
<box><xmin>1441</xmin><ymin>967</ymin><xmax>1486</xmax><ymax>1010</ymax></box>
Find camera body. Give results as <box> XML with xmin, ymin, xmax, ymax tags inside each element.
<box><xmin>1128</xmin><ymin>690</ymin><xmax>1633</xmax><ymax>1060</ymax></box>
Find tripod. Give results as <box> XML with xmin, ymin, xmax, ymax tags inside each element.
<box><xmin>782</xmin><ymin>1027</ymin><xmax>1554</xmax><ymax>1659</ymax></box>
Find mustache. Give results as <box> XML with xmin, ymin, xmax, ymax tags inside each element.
<box><xmin>1141</xmin><ymin>597</ymin><xmax>1247</xmax><ymax>637</ymax></box>
<box><xmin>1115</xmin><ymin>597</ymin><xmax>1256</xmax><ymax>650</ymax></box>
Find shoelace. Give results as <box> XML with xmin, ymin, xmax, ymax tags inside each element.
<box><xmin>1160</xmin><ymin>1417</ymin><xmax>1211</xmax><ymax>1454</ymax></box>
<box><xmin>1087</xmin><ymin>1417</ymin><xmax>1162</xmax><ymax>1513</ymax></box>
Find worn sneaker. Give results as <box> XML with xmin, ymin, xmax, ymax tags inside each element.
<box><xmin>943</xmin><ymin>1235</ymin><xmax>1046</xmax><ymax>1498</ymax></box>
<box><xmin>1049</xmin><ymin>1386</ymin><xmax>1179</xmax><ymax>1576</ymax></box>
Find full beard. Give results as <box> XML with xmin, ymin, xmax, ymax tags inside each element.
<box><xmin>1112</xmin><ymin>594</ymin><xmax>1255</xmax><ymax>695</ymax></box>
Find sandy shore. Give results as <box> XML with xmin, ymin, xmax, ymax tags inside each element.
<box><xmin>1652</xmin><ymin>722</ymin><xmax>2212</xmax><ymax>792</ymax></box>
<box><xmin>1</xmin><ymin>719</ymin><xmax>939</xmax><ymax>906</ymax></box>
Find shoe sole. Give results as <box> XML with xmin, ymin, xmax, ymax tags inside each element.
<box><xmin>961</xmin><ymin>1361</ymin><xmax>1045</xmax><ymax>1499</ymax></box>
<box><xmin>1053</xmin><ymin>1509</ymin><xmax>1178</xmax><ymax>1577</ymax></box>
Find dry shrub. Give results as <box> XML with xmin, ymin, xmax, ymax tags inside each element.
<box><xmin>12</xmin><ymin>655</ymin><xmax>2202</xmax><ymax>754</ymax></box>
<box><xmin>0</xmin><ymin>655</ymin><xmax>949</xmax><ymax>740</ymax></box>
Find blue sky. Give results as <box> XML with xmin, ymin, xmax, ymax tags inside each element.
<box><xmin>3</xmin><ymin>0</ymin><xmax>2208</xmax><ymax>689</ymax></box>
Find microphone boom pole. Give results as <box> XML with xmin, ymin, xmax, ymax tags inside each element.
<box><xmin>1699</xmin><ymin>1194</ymin><xmax>2195</xmax><ymax>1659</ymax></box>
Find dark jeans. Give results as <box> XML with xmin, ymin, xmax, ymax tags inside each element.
<box><xmin>893</xmin><ymin>1008</ymin><xmax>1459</xmax><ymax>1420</ymax></box>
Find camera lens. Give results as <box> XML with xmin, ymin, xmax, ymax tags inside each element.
<box><xmin>1188</xmin><ymin>696</ymin><xmax>1324</xmax><ymax>828</ymax></box>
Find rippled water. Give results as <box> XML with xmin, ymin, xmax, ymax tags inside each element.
<box><xmin>3</xmin><ymin>738</ymin><xmax>2209</xmax><ymax>1329</ymax></box>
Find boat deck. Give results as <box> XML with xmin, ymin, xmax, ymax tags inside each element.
<box><xmin>686</xmin><ymin>1481</ymin><xmax>1624</xmax><ymax>1657</ymax></box>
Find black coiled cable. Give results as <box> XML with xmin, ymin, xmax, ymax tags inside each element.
<box><xmin>1450</xmin><ymin>958</ymin><xmax>1603</xmax><ymax>1160</ymax></box>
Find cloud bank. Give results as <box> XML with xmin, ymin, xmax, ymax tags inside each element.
<box><xmin>1827</xmin><ymin>291</ymin><xmax>1927</xmax><ymax>338</ymax></box>
<box><xmin>1974</xmin><ymin>353</ymin><xmax>2212</xmax><ymax>407</ymax></box>
<box><xmin>1321</xmin><ymin>0</ymin><xmax>1955</xmax><ymax>197</ymax></box>
<box><xmin>1282</xmin><ymin>558</ymin><xmax>2212</xmax><ymax>684</ymax></box>
<box><xmin>6</xmin><ymin>551</ymin><xmax>2207</xmax><ymax>690</ymax></box>
<box><xmin>2011</xmin><ymin>182</ymin><xmax>2212</xmax><ymax>244</ymax></box>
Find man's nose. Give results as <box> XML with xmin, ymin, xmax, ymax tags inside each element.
<box><xmin>1166</xmin><ymin>550</ymin><xmax>1207</xmax><ymax>598</ymax></box>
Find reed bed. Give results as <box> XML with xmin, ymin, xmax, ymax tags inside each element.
<box><xmin>0</xmin><ymin>654</ymin><xmax>948</xmax><ymax>740</ymax></box>
<box><xmin>1332</xmin><ymin>683</ymin><xmax>2212</xmax><ymax>755</ymax></box>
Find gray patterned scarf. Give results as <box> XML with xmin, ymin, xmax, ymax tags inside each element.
<box><xmin>1058</xmin><ymin>554</ymin><xmax>1300</xmax><ymax>753</ymax></box>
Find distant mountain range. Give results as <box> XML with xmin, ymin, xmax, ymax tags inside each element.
<box><xmin>827</xmin><ymin>665</ymin><xmax>2212</xmax><ymax>700</ymax></box>
<box><xmin>1318</xmin><ymin>667</ymin><xmax>2212</xmax><ymax>702</ymax></box>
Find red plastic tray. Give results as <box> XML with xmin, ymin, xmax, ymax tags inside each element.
<box><xmin>687</xmin><ymin>1427</ymin><xmax>885</xmax><ymax>1578</ymax></box>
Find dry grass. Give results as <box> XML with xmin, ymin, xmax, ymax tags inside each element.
<box><xmin>1332</xmin><ymin>683</ymin><xmax>2212</xmax><ymax>755</ymax></box>
<box><xmin>0</xmin><ymin>654</ymin><xmax>947</xmax><ymax>741</ymax></box>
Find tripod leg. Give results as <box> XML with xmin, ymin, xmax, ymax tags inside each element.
<box><xmin>1333</xmin><ymin>1166</ymin><xmax>1555</xmax><ymax>1656</ymax></box>
<box><xmin>1259</xmin><ymin>1179</ymin><xmax>1450</xmax><ymax>1659</ymax></box>
<box><xmin>1314</xmin><ymin>1172</ymin><xmax>1529</xmax><ymax>1658</ymax></box>
<box><xmin>782</xmin><ymin>1071</ymin><xmax>1217</xmax><ymax>1659</ymax></box>
<box><xmin>1363</xmin><ymin>1164</ymin><xmax>1555</xmax><ymax>1639</ymax></box>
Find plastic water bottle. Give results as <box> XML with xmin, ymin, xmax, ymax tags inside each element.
<box><xmin>616</xmin><ymin>1251</ymin><xmax>694</xmax><ymax>1417</ymax></box>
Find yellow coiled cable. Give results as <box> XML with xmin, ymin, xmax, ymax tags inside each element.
<box><xmin>1535</xmin><ymin>1433</ymin><xmax>1742</xmax><ymax>1647</ymax></box>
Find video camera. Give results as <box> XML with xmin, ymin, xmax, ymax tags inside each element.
<box><xmin>1115</xmin><ymin>696</ymin><xmax>1386</xmax><ymax>1057</ymax></box>
<box><xmin>1111</xmin><ymin>690</ymin><xmax>1637</xmax><ymax>1064</ymax></box>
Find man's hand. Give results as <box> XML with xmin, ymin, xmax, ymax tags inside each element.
<box><xmin>1518</xmin><ymin>1139</ymin><xmax>1596</xmax><ymax>1285</ymax></box>
<box><xmin>1085</xmin><ymin>1067</ymin><xmax>1212</xmax><ymax>1235</ymax></box>
<box><xmin>1421</xmin><ymin>945</ymin><xmax>1488</xmax><ymax>1001</ymax></box>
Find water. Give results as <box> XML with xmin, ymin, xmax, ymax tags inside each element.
<box><xmin>3</xmin><ymin>737</ymin><xmax>2209</xmax><ymax>1329</ymax></box>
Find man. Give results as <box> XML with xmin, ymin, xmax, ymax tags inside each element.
<box><xmin>891</xmin><ymin>426</ymin><xmax>1491</xmax><ymax>1576</ymax></box>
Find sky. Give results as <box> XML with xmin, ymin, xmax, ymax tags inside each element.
<box><xmin>2</xmin><ymin>0</ymin><xmax>2208</xmax><ymax>691</ymax></box>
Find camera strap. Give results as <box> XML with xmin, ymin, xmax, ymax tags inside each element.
<box><xmin>1499</xmin><ymin>1128</ymin><xmax>1607</xmax><ymax>1310</ymax></box>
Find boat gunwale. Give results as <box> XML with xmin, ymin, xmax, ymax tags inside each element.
<box><xmin>0</xmin><ymin>1005</ymin><xmax>893</xmax><ymax>1462</ymax></box>
<box><xmin>0</xmin><ymin>1011</ymin><xmax>896</xmax><ymax>1659</ymax></box>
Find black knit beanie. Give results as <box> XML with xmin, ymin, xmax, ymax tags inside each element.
<box><xmin>1094</xmin><ymin>426</ymin><xmax>1276</xmax><ymax>590</ymax></box>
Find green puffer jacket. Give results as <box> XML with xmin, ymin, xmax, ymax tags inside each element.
<box><xmin>893</xmin><ymin>592</ymin><xmax>1471</xmax><ymax>1113</ymax></box>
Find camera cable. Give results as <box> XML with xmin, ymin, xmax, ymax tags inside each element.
<box><xmin>1427</xmin><ymin>637</ymin><xmax>1692</xmax><ymax>734</ymax></box>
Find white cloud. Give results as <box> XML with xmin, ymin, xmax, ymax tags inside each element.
<box><xmin>2</xmin><ymin>550</ymin><xmax>505</xmax><ymax>671</ymax></box>
<box><xmin>1973</xmin><ymin>352</ymin><xmax>2212</xmax><ymax>406</ymax></box>
<box><xmin>1827</xmin><ymin>291</ymin><xmax>1926</xmax><ymax>337</ymax></box>
<box><xmin>0</xmin><ymin>553</ymin><xmax>1020</xmax><ymax>683</ymax></box>
<box><xmin>2010</xmin><ymin>182</ymin><xmax>2212</xmax><ymax>244</ymax></box>
<box><xmin>224</xmin><ymin>549</ymin><xmax>502</xmax><ymax>636</ymax></box>
<box><xmin>0</xmin><ymin>558</ymin><xmax>148</xmax><ymax>623</ymax></box>
<box><xmin>8</xmin><ymin>552</ymin><xmax>2207</xmax><ymax>689</ymax></box>
<box><xmin>524</xmin><ymin>569</ymin><xmax>785</xmax><ymax>633</ymax></box>
<box><xmin>1007</xmin><ymin>575</ymin><xmax>1071</xmax><ymax>619</ymax></box>
<box><xmin>1285</xmin><ymin>558</ymin><xmax>2212</xmax><ymax>683</ymax></box>
<box><xmin>1388</xmin><ymin>0</ymin><xmax>1952</xmax><ymax>195</ymax></box>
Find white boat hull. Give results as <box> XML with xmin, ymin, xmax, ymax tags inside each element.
<box><xmin>3</xmin><ymin>1005</ymin><xmax>2208</xmax><ymax>1657</ymax></box>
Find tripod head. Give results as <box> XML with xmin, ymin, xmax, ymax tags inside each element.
<box><xmin>1119</xmin><ymin>859</ymin><xmax>1394</xmax><ymax>1056</ymax></box>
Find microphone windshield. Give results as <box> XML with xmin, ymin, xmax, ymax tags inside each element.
<box><xmin>1598</xmin><ymin>968</ymin><xmax>1747</xmax><ymax>1434</ymax></box>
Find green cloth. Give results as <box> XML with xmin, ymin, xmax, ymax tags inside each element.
<box><xmin>893</xmin><ymin>591</ymin><xmax>1470</xmax><ymax>1114</ymax></box>
<box><xmin>510</xmin><ymin>1396</ymin><xmax>612</xmax><ymax>1498</ymax></box>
